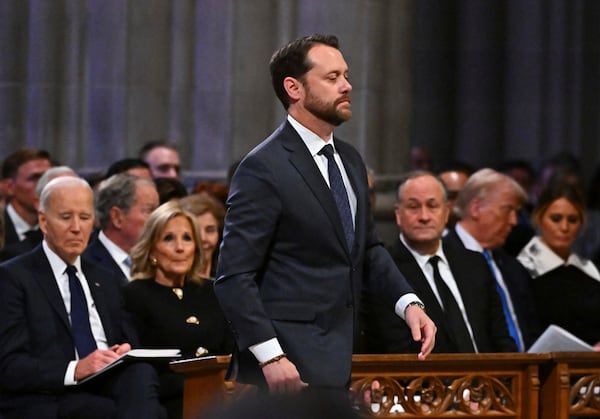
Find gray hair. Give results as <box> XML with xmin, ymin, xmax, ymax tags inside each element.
<box><xmin>39</xmin><ymin>177</ymin><xmax>92</xmax><ymax>212</ymax></box>
<box><xmin>35</xmin><ymin>166</ymin><xmax>77</xmax><ymax>197</ymax></box>
<box><xmin>453</xmin><ymin>168</ymin><xmax>527</xmax><ymax>219</ymax></box>
<box><xmin>396</xmin><ymin>170</ymin><xmax>448</xmax><ymax>203</ymax></box>
<box><xmin>95</xmin><ymin>174</ymin><xmax>155</xmax><ymax>230</ymax></box>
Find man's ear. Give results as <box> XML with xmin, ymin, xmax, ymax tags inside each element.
<box><xmin>4</xmin><ymin>178</ymin><xmax>15</xmax><ymax>197</ymax></box>
<box><xmin>283</xmin><ymin>76</ymin><xmax>303</xmax><ymax>103</ymax></box>
<box><xmin>394</xmin><ymin>204</ymin><xmax>402</xmax><ymax>227</ymax></box>
<box><xmin>38</xmin><ymin>210</ymin><xmax>47</xmax><ymax>235</ymax></box>
<box><xmin>110</xmin><ymin>206</ymin><xmax>124</xmax><ymax>229</ymax></box>
<box><xmin>469</xmin><ymin>198</ymin><xmax>482</xmax><ymax>220</ymax></box>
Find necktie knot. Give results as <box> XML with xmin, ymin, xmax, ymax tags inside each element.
<box><xmin>123</xmin><ymin>256</ymin><xmax>132</xmax><ymax>267</ymax></box>
<box><xmin>65</xmin><ymin>264</ymin><xmax>77</xmax><ymax>276</ymax></box>
<box><xmin>319</xmin><ymin>144</ymin><xmax>335</xmax><ymax>159</ymax></box>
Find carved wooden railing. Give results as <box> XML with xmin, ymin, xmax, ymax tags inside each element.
<box><xmin>539</xmin><ymin>352</ymin><xmax>600</xmax><ymax>419</ymax></box>
<box><xmin>171</xmin><ymin>353</ymin><xmax>555</xmax><ymax>418</ymax></box>
<box><xmin>349</xmin><ymin>353</ymin><xmax>549</xmax><ymax>418</ymax></box>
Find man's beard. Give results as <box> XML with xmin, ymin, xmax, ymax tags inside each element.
<box><xmin>304</xmin><ymin>88</ymin><xmax>352</xmax><ymax>126</ymax></box>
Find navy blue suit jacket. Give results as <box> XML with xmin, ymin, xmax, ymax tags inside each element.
<box><xmin>215</xmin><ymin>121</ymin><xmax>414</xmax><ymax>387</ymax></box>
<box><xmin>83</xmin><ymin>238</ymin><xmax>129</xmax><ymax>286</ymax></box>
<box><xmin>361</xmin><ymin>239</ymin><xmax>516</xmax><ymax>354</ymax></box>
<box><xmin>0</xmin><ymin>245</ymin><xmax>138</xmax><ymax>407</ymax></box>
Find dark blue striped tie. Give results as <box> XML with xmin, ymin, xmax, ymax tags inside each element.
<box><xmin>65</xmin><ymin>265</ymin><xmax>97</xmax><ymax>358</ymax></box>
<box><xmin>319</xmin><ymin>144</ymin><xmax>354</xmax><ymax>251</ymax></box>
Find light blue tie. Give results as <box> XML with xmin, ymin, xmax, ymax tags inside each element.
<box><xmin>482</xmin><ymin>250</ymin><xmax>524</xmax><ymax>352</ymax></box>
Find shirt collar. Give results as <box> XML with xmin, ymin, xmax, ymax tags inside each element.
<box><xmin>7</xmin><ymin>203</ymin><xmax>37</xmax><ymax>238</ymax></box>
<box><xmin>518</xmin><ymin>236</ymin><xmax>600</xmax><ymax>281</ymax></box>
<box><xmin>98</xmin><ymin>231</ymin><xmax>130</xmax><ymax>265</ymax></box>
<box><xmin>42</xmin><ymin>240</ymin><xmax>82</xmax><ymax>278</ymax></box>
<box><xmin>287</xmin><ymin>114</ymin><xmax>334</xmax><ymax>157</ymax></box>
<box><xmin>400</xmin><ymin>234</ymin><xmax>447</xmax><ymax>270</ymax></box>
<box><xmin>455</xmin><ymin>223</ymin><xmax>484</xmax><ymax>253</ymax></box>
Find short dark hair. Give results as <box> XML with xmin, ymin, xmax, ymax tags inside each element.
<box><xmin>154</xmin><ymin>177</ymin><xmax>188</xmax><ymax>204</ymax></box>
<box><xmin>2</xmin><ymin>148</ymin><xmax>51</xmax><ymax>179</ymax></box>
<box><xmin>105</xmin><ymin>158</ymin><xmax>150</xmax><ymax>179</ymax></box>
<box><xmin>269</xmin><ymin>34</ymin><xmax>340</xmax><ymax>109</ymax></box>
<box><xmin>138</xmin><ymin>140</ymin><xmax>178</xmax><ymax>160</ymax></box>
<box><xmin>396</xmin><ymin>170</ymin><xmax>448</xmax><ymax>203</ymax></box>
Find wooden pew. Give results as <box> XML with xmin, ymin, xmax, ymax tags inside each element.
<box><xmin>539</xmin><ymin>352</ymin><xmax>600</xmax><ymax>419</ymax></box>
<box><xmin>171</xmin><ymin>353</ymin><xmax>550</xmax><ymax>418</ymax></box>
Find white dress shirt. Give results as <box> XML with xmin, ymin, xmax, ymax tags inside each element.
<box><xmin>6</xmin><ymin>203</ymin><xmax>37</xmax><ymax>241</ymax></box>
<box><xmin>42</xmin><ymin>241</ymin><xmax>108</xmax><ymax>385</ymax></box>
<box><xmin>400</xmin><ymin>234</ymin><xmax>479</xmax><ymax>352</ymax></box>
<box><xmin>98</xmin><ymin>231</ymin><xmax>132</xmax><ymax>281</ymax></box>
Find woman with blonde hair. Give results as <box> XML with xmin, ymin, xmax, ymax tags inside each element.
<box><xmin>124</xmin><ymin>200</ymin><xmax>233</xmax><ymax>418</ymax></box>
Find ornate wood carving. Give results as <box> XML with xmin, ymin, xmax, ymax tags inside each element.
<box><xmin>349</xmin><ymin>374</ymin><xmax>516</xmax><ymax>416</ymax></box>
<box><xmin>570</xmin><ymin>374</ymin><xmax>600</xmax><ymax>416</ymax></box>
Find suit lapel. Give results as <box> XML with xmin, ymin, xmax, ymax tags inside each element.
<box><xmin>392</xmin><ymin>241</ymin><xmax>461</xmax><ymax>350</ymax></box>
<box><xmin>393</xmin><ymin>242</ymin><xmax>446</xmax><ymax>322</ymax></box>
<box><xmin>30</xmin><ymin>247</ymin><xmax>71</xmax><ymax>332</ymax></box>
<box><xmin>281</xmin><ymin>123</ymin><xmax>350</xmax><ymax>254</ymax></box>
<box><xmin>82</xmin><ymin>260</ymin><xmax>114</xmax><ymax>343</ymax></box>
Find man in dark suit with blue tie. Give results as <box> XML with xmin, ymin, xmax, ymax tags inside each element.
<box><xmin>0</xmin><ymin>176</ymin><xmax>164</xmax><ymax>419</ymax></box>
<box><xmin>447</xmin><ymin>168</ymin><xmax>542</xmax><ymax>351</ymax></box>
<box><xmin>214</xmin><ymin>34</ymin><xmax>436</xmax><ymax>394</ymax></box>
<box><xmin>360</xmin><ymin>172</ymin><xmax>516</xmax><ymax>354</ymax></box>
<box><xmin>84</xmin><ymin>174</ymin><xmax>159</xmax><ymax>285</ymax></box>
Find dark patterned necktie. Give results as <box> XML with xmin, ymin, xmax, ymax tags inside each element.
<box><xmin>65</xmin><ymin>265</ymin><xmax>97</xmax><ymax>358</ymax></box>
<box><xmin>319</xmin><ymin>144</ymin><xmax>354</xmax><ymax>251</ymax></box>
<box><xmin>429</xmin><ymin>256</ymin><xmax>475</xmax><ymax>352</ymax></box>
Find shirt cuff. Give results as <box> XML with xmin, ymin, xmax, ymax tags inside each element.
<box><xmin>249</xmin><ymin>338</ymin><xmax>284</xmax><ymax>364</ymax></box>
<box><xmin>395</xmin><ymin>293</ymin><xmax>422</xmax><ymax>320</ymax></box>
<box><xmin>64</xmin><ymin>360</ymin><xmax>78</xmax><ymax>386</ymax></box>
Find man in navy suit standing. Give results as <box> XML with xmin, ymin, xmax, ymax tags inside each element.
<box><xmin>0</xmin><ymin>176</ymin><xmax>164</xmax><ymax>419</ymax></box>
<box><xmin>215</xmin><ymin>34</ymin><xmax>436</xmax><ymax>394</ymax></box>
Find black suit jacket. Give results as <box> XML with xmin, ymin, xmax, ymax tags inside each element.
<box><xmin>215</xmin><ymin>121</ymin><xmax>415</xmax><ymax>387</ymax></box>
<box><xmin>0</xmin><ymin>210</ymin><xmax>43</xmax><ymax>262</ymax></box>
<box><xmin>0</xmin><ymin>245</ymin><xmax>138</xmax><ymax>407</ymax></box>
<box><xmin>2</xmin><ymin>209</ymin><xmax>19</xmax><ymax>248</ymax></box>
<box><xmin>445</xmin><ymin>228</ymin><xmax>542</xmax><ymax>349</ymax></box>
<box><xmin>361</xmin><ymin>239</ymin><xmax>516</xmax><ymax>354</ymax></box>
<box><xmin>83</xmin><ymin>237</ymin><xmax>129</xmax><ymax>286</ymax></box>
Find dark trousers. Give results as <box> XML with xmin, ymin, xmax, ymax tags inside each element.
<box><xmin>1</xmin><ymin>363</ymin><xmax>166</xmax><ymax>419</ymax></box>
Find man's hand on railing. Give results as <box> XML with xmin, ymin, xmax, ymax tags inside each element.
<box><xmin>405</xmin><ymin>305</ymin><xmax>437</xmax><ymax>360</ymax></box>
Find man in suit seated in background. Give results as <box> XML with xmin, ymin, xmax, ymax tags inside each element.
<box><xmin>361</xmin><ymin>171</ymin><xmax>517</xmax><ymax>354</ymax></box>
<box><xmin>0</xmin><ymin>148</ymin><xmax>52</xmax><ymax>261</ymax></box>
<box><xmin>84</xmin><ymin>174</ymin><xmax>159</xmax><ymax>284</ymax></box>
<box><xmin>0</xmin><ymin>176</ymin><xmax>164</xmax><ymax>419</ymax></box>
<box><xmin>446</xmin><ymin>168</ymin><xmax>541</xmax><ymax>351</ymax></box>
<box><xmin>139</xmin><ymin>141</ymin><xmax>181</xmax><ymax>180</ymax></box>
